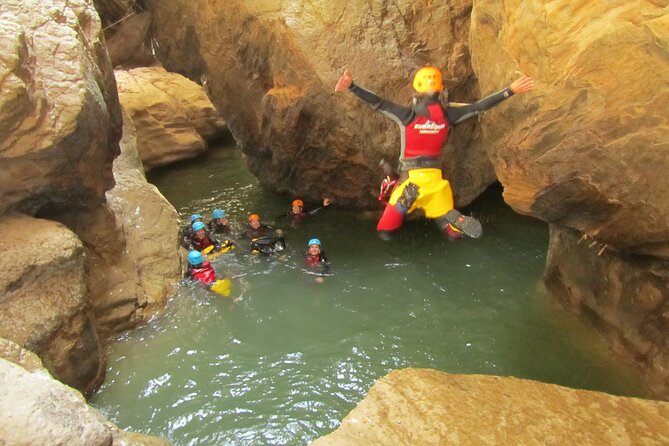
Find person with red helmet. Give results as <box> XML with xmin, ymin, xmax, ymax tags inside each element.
<box><xmin>244</xmin><ymin>213</ymin><xmax>286</xmax><ymax>255</ymax></box>
<box><xmin>278</xmin><ymin>197</ymin><xmax>332</xmax><ymax>225</ymax></box>
<box><xmin>335</xmin><ymin>66</ymin><xmax>533</xmax><ymax>240</ymax></box>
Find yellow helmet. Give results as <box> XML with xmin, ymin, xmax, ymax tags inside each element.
<box><xmin>412</xmin><ymin>66</ymin><xmax>443</xmax><ymax>93</ymax></box>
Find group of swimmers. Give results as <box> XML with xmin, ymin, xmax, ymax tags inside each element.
<box><xmin>182</xmin><ymin>198</ymin><xmax>332</xmax><ymax>292</ymax></box>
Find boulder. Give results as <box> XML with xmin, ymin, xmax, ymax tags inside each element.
<box><xmin>312</xmin><ymin>368</ymin><xmax>669</xmax><ymax>446</ymax></box>
<box><xmin>469</xmin><ymin>0</ymin><xmax>669</xmax><ymax>258</ymax></box>
<box><xmin>0</xmin><ymin>0</ymin><xmax>122</xmax><ymax>216</ymax></box>
<box><xmin>0</xmin><ymin>214</ymin><xmax>104</xmax><ymax>394</ymax></box>
<box><xmin>115</xmin><ymin>66</ymin><xmax>228</xmax><ymax>171</ymax></box>
<box><xmin>0</xmin><ymin>338</ymin><xmax>172</xmax><ymax>446</ymax></box>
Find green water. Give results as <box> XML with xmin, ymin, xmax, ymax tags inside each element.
<box><xmin>91</xmin><ymin>144</ymin><xmax>648</xmax><ymax>445</ymax></box>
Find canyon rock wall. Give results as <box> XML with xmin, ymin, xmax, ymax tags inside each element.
<box><xmin>0</xmin><ymin>0</ymin><xmax>182</xmax><ymax>395</ymax></box>
<box><xmin>0</xmin><ymin>0</ymin><xmax>121</xmax><ymax>217</ymax></box>
<box><xmin>150</xmin><ymin>0</ymin><xmax>494</xmax><ymax>206</ymax></box>
<box><xmin>0</xmin><ymin>215</ymin><xmax>104</xmax><ymax>393</ymax></box>
<box><xmin>469</xmin><ymin>0</ymin><xmax>669</xmax><ymax>259</ymax></box>
<box><xmin>469</xmin><ymin>0</ymin><xmax>669</xmax><ymax>397</ymax></box>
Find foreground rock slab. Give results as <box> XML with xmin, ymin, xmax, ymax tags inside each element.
<box><xmin>0</xmin><ymin>338</ymin><xmax>171</xmax><ymax>446</ymax></box>
<box><xmin>311</xmin><ymin>368</ymin><xmax>669</xmax><ymax>446</ymax></box>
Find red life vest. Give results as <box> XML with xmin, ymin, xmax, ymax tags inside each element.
<box><xmin>305</xmin><ymin>254</ymin><xmax>322</xmax><ymax>267</ymax></box>
<box><xmin>192</xmin><ymin>235</ymin><xmax>214</xmax><ymax>252</ymax></box>
<box><xmin>404</xmin><ymin>103</ymin><xmax>449</xmax><ymax>159</ymax></box>
<box><xmin>191</xmin><ymin>262</ymin><xmax>217</xmax><ymax>286</ymax></box>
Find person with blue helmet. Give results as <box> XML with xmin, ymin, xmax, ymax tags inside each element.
<box><xmin>186</xmin><ymin>250</ymin><xmax>217</xmax><ymax>286</ymax></box>
<box><xmin>207</xmin><ymin>209</ymin><xmax>231</xmax><ymax>235</ymax></box>
<box><xmin>305</xmin><ymin>237</ymin><xmax>329</xmax><ymax>283</ymax></box>
<box><xmin>179</xmin><ymin>213</ymin><xmax>204</xmax><ymax>248</ymax></box>
<box><xmin>190</xmin><ymin>220</ymin><xmax>222</xmax><ymax>252</ymax></box>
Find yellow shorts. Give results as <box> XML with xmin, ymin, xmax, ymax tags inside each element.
<box><xmin>388</xmin><ymin>168</ymin><xmax>453</xmax><ymax>219</ymax></box>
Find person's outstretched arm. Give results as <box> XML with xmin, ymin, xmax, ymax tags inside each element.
<box><xmin>335</xmin><ymin>69</ymin><xmax>414</xmax><ymax>125</ymax></box>
<box><xmin>447</xmin><ymin>74</ymin><xmax>534</xmax><ymax>125</ymax></box>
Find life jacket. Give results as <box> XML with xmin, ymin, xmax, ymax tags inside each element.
<box><xmin>404</xmin><ymin>103</ymin><xmax>449</xmax><ymax>159</ymax></box>
<box><xmin>190</xmin><ymin>262</ymin><xmax>216</xmax><ymax>286</ymax></box>
<box><xmin>192</xmin><ymin>234</ymin><xmax>215</xmax><ymax>252</ymax></box>
<box><xmin>305</xmin><ymin>252</ymin><xmax>326</xmax><ymax>267</ymax></box>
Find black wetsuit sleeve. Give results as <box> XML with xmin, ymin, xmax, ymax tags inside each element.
<box><xmin>307</xmin><ymin>206</ymin><xmax>327</xmax><ymax>216</ymax></box>
<box><xmin>446</xmin><ymin>87</ymin><xmax>515</xmax><ymax>125</ymax></box>
<box><xmin>349</xmin><ymin>82</ymin><xmax>415</xmax><ymax>126</ymax></box>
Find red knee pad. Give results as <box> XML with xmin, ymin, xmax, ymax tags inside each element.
<box><xmin>377</xmin><ymin>204</ymin><xmax>404</xmax><ymax>232</ymax></box>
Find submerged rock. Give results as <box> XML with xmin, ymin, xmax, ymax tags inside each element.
<box><xmin>312</xmin><ymin>368</ymin><xmax>669</xmax><ymax>445</ymax></box>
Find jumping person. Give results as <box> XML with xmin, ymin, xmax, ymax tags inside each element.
<box><xmin>334</xmin><ymin>67</ymin><xmax>534</xmax><ymax>240</ymax></box>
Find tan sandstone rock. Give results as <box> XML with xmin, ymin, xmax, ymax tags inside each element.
<box><xmin>66</xmin><ymin>107</ymin><xmax>184</xmax><ymax>339</ymax></box>
<box><xmin>545</xmin><ymin>226</ymin><xmax>669</xmax><ymax>399</ymax></box>
<box><xmin>0</xmin><ymin>214</ymin><xmax>104</xmax><ymax>395</ymax></box>
<box><xmin>115</xmin><ymin>66</ymin><xmax>228</xmax><ymax>171</ymax></box>
<box><xmin>106</xmin><ymin>11</ymin><xmax>157</xmax><ymax>68</ymax></box>
<box><xmin>312</xmin><ymin>368</ymin><xmax>669</xmax><ymax>446</ymax></box>
<box><xmin>0</xmin><ymin>0</ymin><xmax>121</xmax><ymax>216</ymax></box>
<box><xmin>468</xmin><ymin>0</ymin><xmax>669</xmax><ymax>399</ymax></box>
<box><xmin>469</xmin><ymin>0</ymin><xmax>669</xmax><ymax>258</ymax></box>
<box><xmin>0</xmin><ymin>338</ymin><xmax>172</xmax><ymax>446</ymax></box>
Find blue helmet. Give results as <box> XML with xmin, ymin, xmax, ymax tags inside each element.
<box><xmin>192</xmin><ymin>221</ymin><xmax>206</xmax><ymax>231</ymax></box>
<box><xmin>308</xmin><ymin>238</ymin><xmax>321</xmax><ymax>247</ymax></box>
<box><xmin>187</xmin><ymin>250</ymin><xmax>203</xmax><ymax>266</ymax></box>
<box><xmin>212</xmin><ymin>209</ymin><xmax>225</xmax><ymax>219</ymax></box>
<box><xmin>190</xmin><ymin>213</ymin><xmax>203</xmax><ymax>223</ymax></box>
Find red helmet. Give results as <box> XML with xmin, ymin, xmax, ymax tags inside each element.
<box><xmin>292</xmin><ymin>199</ymin><xmax>304</xmax><ymax>208</ymax></box>
<box><xmin>248</xmin><ymin>213</ymin><xmax>260</xmax><ymax>222</ymax></box>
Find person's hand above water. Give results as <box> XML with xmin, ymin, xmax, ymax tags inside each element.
<box><xmin>334</xmin><ymin>69</ymin><xmax>353</xmax><ymax>92</ymax></box>
<box><xmin>510</xmin><ymin>75</ymin><xmax>534</xmax><ymax>95</ymax></box>
<box><xmin>323</xmin><ymin>198</ymin><xmax>332</xmax><ymax>206</ymax></box>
